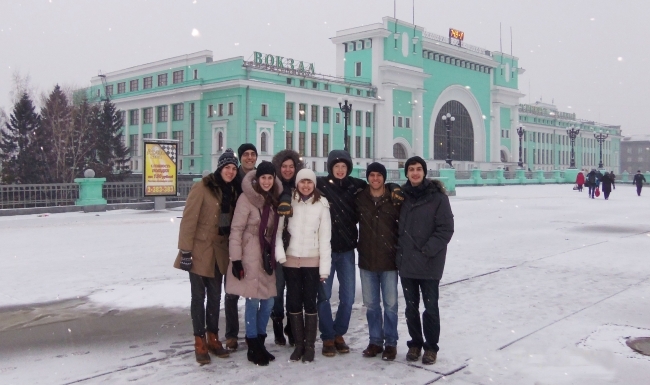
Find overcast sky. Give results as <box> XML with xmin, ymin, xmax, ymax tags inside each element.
<box><xmin>1</xmin><ymin>0</ymin><xmax>648</xmax><ymax>136</ymax></box>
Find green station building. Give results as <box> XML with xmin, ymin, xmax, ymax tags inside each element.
<box><xmin>89</xmin><ymin>17</ymin><xmax>621</xmax><ymax>177</ymax></box>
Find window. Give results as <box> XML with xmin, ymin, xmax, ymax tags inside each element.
<box><xmin>260</xmin><ymin>132</ymin><xmax>268</xmax><ymax>153</ymax></box>
<box><xmin>157</xmin><ymin>106</ymin><xmax>168</xmax><ymax>122</ymax></box>
<box><xmin>324</xmin><ymin>84</ymin><xmax>329</xmax><ymax>91</ymax></box>
<box><xmin>129</xmin><ymin>134</ymin><xmax>139</xmax><ymax>157</ymax></box>
<box><xmin>190</xmin><ymin>141</ymin><xmax>195</xmax><ymax>155</ymax></box>
<box><xmin>405</xmin><ymin>117</ymin><xmax>411</xmax><ymax>128</ymax></box>
<box><xmin>158</xmin><ymin>73</ymin><xmax>168</xmax><ymax>86</ymax></box>
<box><xmin>299</xmin><ymin>104</ymin><xmax>306</xmax><ymax>121</ymax></box>
<box><xmin>173</xmin><ymin>70</ymin><xmax>184</xmax><ymax>84</ymax></box>
<box><xmin>105</xmin><ymin>85</ymin><xmax>113</xmax><ymax>97</ymax></box>
<box><xmin>286</xmin><ymin>78</ymin><xmax>292</xmax><ymax>85</ymax></box>
<box><xmin>143</xmin><ymin>108</ymin><xmax>153</xmax><ymax>124</ymax></box>
<box><xmin>393</xmin><ymin>143</ymin><xmax>407</xmax><ymax>159</ymax></box>
<box><xmin>143</xmin><ymin>133</ymin><xmax>152</xmax><ymax>139</ymax></box>
<box><xmin>397</xmin><ymin>117</ymin><xmax>403</xmax><ymax>128</ymax></box>
<box><xmin>129</xmin><ymin>110</ymin><xmax>139</xmax><ymax>125</ymax></box>
<box><xmin>311</xmin><ymin>105</ymin><xmax>318</xmax><ymax>122</ymax></box>
<box><xmin>355</xmin><ymin>111</ymin><xmax>361</xmax><ymax>126</ymax></box>
<box><xmin>208</xmin><ymin>104</ymin><xmax>213</xmax><ymax>117</ymax></box>
<box><xmin>261</xmin><ymin>104</ymin><xmax>268</xmax><ymax>117</ymax></box>
<box><xmin>218</xmin><ymin>104</ymin><xmax>224</xmax><ymax>116</ymax></box>
<box><xmin>299</xmin><ymin>132</ymin><xmax>305</xmax><ymax>155</ymax></box>
<box><xmin>335</xmin><ymin>113</ymin><xmax>341</xmax><ymax>124</ymax></box>
<box><xmin>312</xmin><ymin>82</ymin><xmax>318</xmax><ymax>89</ymax></box>
<box><xmin>193</xmin><ymin>69</ymin><xmax>198</xmax><ymax>80</ymax></box>
<box><xmin>173</xmin><ymin>104</ymin><xmax>184</xmax><ymax>121</ymax></box>
<box><xmin>143</xmin><ymin>76</ymin><xmax>152</xmax><ymax>89</ymax></box>
<box><xmin>365</xmin><ymin>112</ymin><xmax>371</xmax><ymax>127</ymax></box>
<box><xmin>356</xmin><ymin>89</ymin><xmax>361</xmax><ymax>96</ymax></box>
<box><xmin>173</xmin><ymin>131</ymin><xmax>184</xmax><ymax>155</ymax></box>
<box><xmin>129</xmin><ymin>80</ymin><xmax>138</xmax><ymax>92</ymax></box>
<box><xmin>286</xmin><ymin>131</ymin><xmax>293</xmax><ymax>149</ymax></box>
<box><xmin>355</xmin><ymin>137</ymin><xmax>361</xmax><ymax>158</ymax></box>
<box><xmin>117</xmin><ymin>82</ymin><xmax>125</xmax><ymax>94</ymax></box>
<box><xmin>299</xmin><ymin>79</ymin><xmax>305</xmax><ymax>87</ymax></box>
<box><xmin>355</xmin><ymin>62</ymin><xmax>362</xmax><ymax>77</ymax></box>
<box><xmin>228</xmin><ymin>102</ymin><xmax>233</xmax><ymax>115</ymax></box>
<box><xmin>119</xmin><ymin>111</ymin><xmax>126</xmax><ymax>126</ymax></box>
<box><xmin>286</xmin><ymin>102</ymin><xmax>294</xmax><ymax>119</ymax></box>
<box><xmin>309</xmin><ymin>133</ymin><xmax>317</xmax><ymax>156</ymax></box>
<box><xmin>433</xmin><ymin>100</ymin><xmax>475</xmax><ymax>162</ymax></box>
<box><xmin>157</xmin><ymin>132</ymin><xmax>167</xmax><ymax>139</ymax></box>
<box><xmin>367</xmin><ymin>90</ymin><xmax>372</xmax><ymax>97</ymax></box>
<box><xmin>323</xmin><ymin>133</ymin><xmax>329</xmax><ymax>155</ymax></box>
<box><xmin>217</xmin><ymin>132</ymin><xmax>223</xmax><ymax>151</ymax></box>
<box><xmin>346</xmin><ymin>87</ymin><xmax>350</xmax><ymax>94</ymax></box>
<box><xmin>323</xmin><ymin>107</ymin><xmax>330</xmax><ymax>123</ymax></box>
<box><xmin>189</xmin><ymin>103</ymin><xmax>195</xmax><ymax>140</ymax></box>
<box><xmin>365</xmin><ymin>137</ymin><xmax>371</xmax><ymax>158</ymax></box>
<box><xmin>393</xmin><ymin>116</ymin><xmax>395</xmax><ymax>127</ymax></box>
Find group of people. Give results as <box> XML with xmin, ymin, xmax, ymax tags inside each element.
<box><xmin>174</xmin><ymin>143</ymin><xmax>454</xmax><ymax>367</ymax></box>
<box><xmin>575</xmin><ymin>169</ymin><xmax>646</xmax><ymax>199</ymax></box>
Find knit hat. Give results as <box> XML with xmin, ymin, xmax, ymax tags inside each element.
<box><xmin>216</xmin><ymin>148</ymin><xmax>239</xmax><ymax>173</ymax></box>
<box><xmin>255</xmin><ymin>161</ymin><xmax>276</xmax><ymax>179</ymax></box>
<box><xmin>366</xmin><ymin>162</ymin><xmax>387</xmax><ymax>182</ymax></box>
<box><xmin>404</xmin><ymin>156</ymin><xmax>427</xmax><ymax>177</ymax></box>
<box><xmin>295</xmin><ymin>168</ymin><xmax>317</xmax><ymax>187</ymax></box>
<box><xmin>238</xmin><ymin>143</ymin><xmax>258</xmax><ymax>159</ymax></box>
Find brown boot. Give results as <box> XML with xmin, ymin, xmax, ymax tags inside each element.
<box><xmin>194</xmin><ymin>335</ymin><xmax>211</xmax><ymax>364</ymax></box>
<box><xmin>206</xmin><ymin>332</ymin><xmax>230</xmax><ymax>358</ymax></box>
<box><xmin>382</xmin><ymin>346</ymin><xmax>397</xmax><ymax>361</ymax></box>
<box><xmin>362</xmin><ymin>343</ymin><xmax>383</xmax><ymax>358</ymax></box>
<box><xmin>226</xmin><ymin>337</ymin><xmax>238</xmax><ymax>351</ymax></box>
<box><xmin>334</xmin><ymin>335</ymin><xmax>350</xmax><ymax>353</ymax></box>
<box><xmin>322</xmin><ymin>339</ymin><xmax>336</xmax><ymax>357</ymax></box>
<box><xmin>422</xmin><ymin>350</ymin><xmax>437</xmax><ymax>365</ymax></box>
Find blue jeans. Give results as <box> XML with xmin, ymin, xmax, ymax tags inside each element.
<box><xmin>360</xmin><ymin>269</ymin><xmax>398</xmax><ymax>347</ymax></box>
<box><xmin>271</xmin><ymin>265</ymin><xmax>286</xmax><ymax>319</ymax></box>
<box><xmin>317</xmin><ymin>250</ymin><xmax>356</xmax><ymax>341</ymax></box>
<box><xmin>244</xmin><ymin>298</ymin><xmax>274</xmax><ymax>338</ymax></box>
<box><xmin>401</xmin><ymin>277</ymin><xmax>440</xmax><ymax>352</ymax></box>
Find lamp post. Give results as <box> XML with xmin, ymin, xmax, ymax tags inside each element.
<box><xmin>566</xmin><ymin>126</ymin><xmax>580</xmax><ymax>169</ymax></box>
<box><xmin>337</xmin><ymin>97</ymin><xmax>352</xmax><ymax>153</ymax></box>
<box><xmin>517</xmin><ymin>125</ymin><xmax>525</xmax><ymax>169</ymax></box>
<box><xmin>594</xmin><ymin>130</ymin><xmax>608</xmax><ymax>169</ymax></box>
<box><xmin>441</xmin><ymin>112</ymin><xmax>455</xmax><ymax>168</ymax></box>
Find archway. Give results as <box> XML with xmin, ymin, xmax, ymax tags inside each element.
<box><xmin>433</xmin><ymin>101</ymin><xmax>474</xmax><ymax>162</ymax></box>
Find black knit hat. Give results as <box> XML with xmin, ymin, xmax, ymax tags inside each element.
<box><xmin>404</xmin><ymin>156</ymin><xmax>427</xmax><ymax>177</ymax></box>
<box><xmin>255</xmin><ymin>161</ymin><xmax>276</xmax><ymax>179</ymax></box>
<box><xmin>366</xmin><ymin>162</ymin><xmax>387</xmax><ymax>182</ymax></box>
<box><xmin>238</xmin><ymin>143</ymin><xmax>258</xmax><ymax>159</ymax></box>
<box><xmin>216</xmin><ymin>148</ymin><xmax>238</xmax><ymax>173</ymax></box>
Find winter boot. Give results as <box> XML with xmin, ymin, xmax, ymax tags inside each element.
<box><xmin>285</xmin><ymin>315</ymin><xmax>295</xmax><ymax>346</ymax></box>
<box><xmin>225</xmin><ymin>337</ymin><xmax>238</xmax><ymax>351</ymax></box>
<box><xmin>206</xmin><ymin>331</ymin><xmax>230</xmax><ymax>358</ymax></box>
<box><xmin>271</xmin><ymin>316</ymin><xmax>286</xmax><ymax>346</ymax></box>
<box><xmin>334</xmin><ymin>335</ymin><xmax>350</xmax><ymax>353</ymax></box>
<box><xmin>258</xmin><ymin>334</ymin><xmax>275</xmax><ymax>361</ymax></box>
<box><xmin>245</xmin><ymin>336</ymin><xmax>269</xmax><ymax>366</ymax></box>
<box><xmin>288</xmin><ymin>312</ymin><xmax>305</xmax><ymax>362</ymax></box>
<box><xmin>194</xmin><ymin>335</ymin><xmax>211</xmax><ymax>365</ymax></box>
<box><xmin>302</xmin><ymin>313</ymin><xmax>318</xmax><ymax>363</ymax></box>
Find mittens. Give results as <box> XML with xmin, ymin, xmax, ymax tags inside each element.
<box><xmin>180</xmin><ymin>251</ymin><xmax>193</xmax><ymax>272</ymax></box>
<box><xmin>232</xmin><ymin>260</ymin><xmax>245</xmax><ymax>280</ymax></box>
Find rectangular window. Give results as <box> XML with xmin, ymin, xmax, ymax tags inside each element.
<box><xmin>312</xmin><ymin>82</ymin><xmax>318</xmax><ymax>89</ymax></box>
<box><xmin>393</xmin><ymin>116</ymin><xmax>395</xmax><ymax>127</ymax></box>
<box><xmin>193</xmin><ymin>69</ymin><xmax>198</xmax><ymax>80</ymax></box>
<box><xmin>105</xmin><ymin>85</ymin><xmax>113</xmax><ymax>97</ymax></box>
<box><xmin>311</xmin><ymin>105</ymin><xmax>318</xmax><ymax>122</ymax></box>
<box><xmin>398</xmin><ymin>117</ymin><xmax>403</xmax><ymax>128</ymax></box>
<box><xmin>129</xmin><ymin>134</ymin><xmax>139</xmax><ymax>157</ymax></box>
<box><xmin>286</xmin><ymin>78</ymin><xmax>292</xmax><ymax>85</ymax></box>
<box><xmin>208</xmin><ymin>104</ymin><xmax>213</xmax><ymax>117</ymax></box>
<box><xmin>346</xmin><ymin>87</ymin><xmax>350</xmax><ymax>94</ymax></box>
<box><xmin>323</xmin><ymin>107</ymin><xmax>330</xmax><ymax>123</ymax></box>
<box><xmin>119</xmin><ymin>111</ymin><xmax>126</xmax><ymax>126</ymax></box>
<box><xmin>261</xmin><ymin>104</ymin><xmax>268</xmax><ymax>117</ymax></box>
<box><xmin>143</xmin><ymin>108</ymin><xmax>153</xmax><ymax>124</ymax></box>
<box><xmin>157</xmin><ymin>73</ymin><xmax>168</xmax><ymax>86</ymax></box>
<box><xmin>173</xmin><ymin>70</ymin><xmax>184</xmax><ymax>84</ymax></box>
<box><xmin>129</xmin><ymin>80</ymin><xmax>138</xmax><ymax>92</ymax></box>
<box><xmin>157</xmin><ymin>132</ymin><xmax>167</xmax><ymax>139</ymax></box>
<box><xmin>405</xmin><ymin>117</ymin><xmax>411</xmax><ymax>128</ymax></box>
<box><xmin>117</xmin><ymin>82</ymin><xmax>125</xmax><ymax>94</ymax></box>
<box><xmin>299</xmin><ymin>104</ymin><xmax>306</xmax><ymax>121</ymax></box>
<box><xmin>190</xmin><ymin>141</ymin><xmax>194</xmax><ymax>155</ymax></box>
<box><xmin>143</xmin><ymin>133</ymin><xmax>152</xmax><ymax>139</ymax></box>
<box><xmin>299</xmin><ymin>79</ymin><xmax>305</xmax><ymax>87</ymax></box>
<box><xmin>190</xmin><ymin>103</ymin><xmax>195</xmax><ymax>140</ymax></box>
<box><xmin>324</xmin><ymin>84</ymin><xmax>329</xmax><ymax>91</ymax></box>
<box><xmin>143</xmin><ymin>76</ymin><xmax>152</xmax><ymax>89</ymax></box>
<box><xmin>335</xmin><ymin>113</ymin><xmax>341</xmax><ymax>124</ymax></box>
<box><xmin>286</xmin><ymin>131</ymin><xmax>293</xmax><ymax>149</ymax></box>
<box><xmin>323</xmin><ymin>133</ymin><xmax>329</xmax><ymax>155</ymax></box>
<box><xmin>218</xmin><ymin>103</ymin><xmax>224</xmax><ymax>116</ymax></box>
<box><xmin>355</xmin><ymin>110</ymin><xmax>361</xmax><ymax>126</ymax></box>
<box><xmin>129</xmin><ymin>110</ymin><xmax>139</xmax><ymax>125</ymax></box>
<box><xmin>173</xmin><ymin>104</ymin><xmax>184</xmax><ymax>121</ymax></box>
<box><xmin>356</xmin><ymin>89</ymin><xmax>361</xmax><ymax>96</ymax></box>
<box><xmin>365</xmin><ymin>112</ymin><xmax>371</xmax><ymax>128</ymax></box>
<box><xmin>355</xmin><ymin>62</ymin><xmax>362</xmax><ymax>77</ymax></box>
<box><xmin>299</xmin><ymin>132</ymin><xmax>305</xmax><ymax>155</ymax></box>
<box><xmin>228</xmin><ymin>102</ymin><xmax>234</xmax><ymax>115</ymax></box>
<box><xmin>286</xmin><ymin>102</ymin><xmax>294</xmax><ymax>119</ymax></box>
<box><xmin>355</xmin><ymin>137</ymin><xmax>361</xmax><ymax>158</ymax></box>
<box><xmin>157</xmin><ymin>106</ymin><xmax>168</xmax><ymax>122</ymax></box>
<box><xmin>311</xmin><ymin>133</ymin><xmax>317</xmax><ymax>157</ymax></box>
<box><xmin>173</xmin><ymin>131</ymin><xmax>184</xmax><ymax>155</ymax></box>
<box><xmin>366</xmin><ymin>137</ymin><xmax>371</xmax><ymax>158</ymax></box>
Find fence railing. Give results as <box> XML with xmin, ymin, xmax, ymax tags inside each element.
<box><xmin>0</xmin><ymin>183</ymin><xmax>79</xmax><ymax>209</ymax></box>
<box><xmin>103</xmin><ymin>180</ymin><xmax>195</xmax><ymax>203</ymax></box>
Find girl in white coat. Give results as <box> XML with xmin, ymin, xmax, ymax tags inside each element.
<box><xmin>275</xmin><ymin>168</ymin><xmax>331</xmax><ymax>363</ymax></box>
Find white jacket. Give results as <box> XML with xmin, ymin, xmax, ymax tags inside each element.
<box><xmin>275</xmin><ymin>195</ymin><xmax>332</xmax><ymax>277</ymax></box>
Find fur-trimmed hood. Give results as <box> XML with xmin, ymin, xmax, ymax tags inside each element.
<box><xmin>271</xmin><ymin>149</ymin><xmax>304</xmax><ymax>184</ymax></box>
<box><xmin>241</xmin><ymin>170</ymin><xmax>283</xmax><ymax>209</ymax></box>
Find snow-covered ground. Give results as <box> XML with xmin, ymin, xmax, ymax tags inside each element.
<box><xmin>1</xmin><ymin>184</ymin><xmax>649</xmax><ymax>384</ymax></box>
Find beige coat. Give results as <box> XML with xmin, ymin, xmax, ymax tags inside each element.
<box><xmin>173</xmin><ymin>175</ymin><xmax>235</xmax><ymax>277</ymax></box>
<box><xmin>225</xmin><ymin>171</ymin><xmax>282</xmax><ymax>299</ymax></box>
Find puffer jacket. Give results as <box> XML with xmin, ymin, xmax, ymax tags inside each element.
<box><xmin>275</xmin><ymin>194</ymin><xmax>332</xmax><ymax>278</ymax></box>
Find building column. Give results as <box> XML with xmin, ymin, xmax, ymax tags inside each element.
<box><xmin>350</xmin><ymin>110</ymin><xmax>357</xmax><ymax>159</ymax></box>
<box><xmin>151</xmin><ymin>107</ymin><xmax>157</xmax><ymax>138</ymax></box>
<box><xmin>318</xmin><ymin>105</ymin><xmax>324</xmax><ymax>158</ymax></box>
<box><xmin>138</xmin><ymin>108</ymin><xmax>143</xmax><ymax>171</ymax></box>
<box><xmin>293</xmin><ymin>102</ymin><xmax>299</xmax><ymax>153</ymax></box>
<box><xmin>306</xmin><ymin>104</ymin><xmax>312</xmax><ymax>159</ymax></box>
<box><xmin>413</xmin><ymin>91</ymin><xmax>424</xmax><ymax>157</ymax></box>
<box><xmin>377</xmin><ymin>87</ymin><xmax>396</xmax><ymax>168</ymax></box>
<box><xmin>361</xmin><ymin>110</ymin><xmax>367</xmax><ymax>161</ymax></box>
<box><xmin>167</xmin><ymin>104</ymin><xmax>172</xmax><ymax>139</ymax></box>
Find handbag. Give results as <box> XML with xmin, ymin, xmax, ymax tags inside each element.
<box><xmin>572</xmin><ymin>184</ymin><xmax>578</xmax><ymax>191</ymax></box>
<box><xmin>595</xmin><ymin>186</ymin><xmax>601</xmax><ymax>197</ymax></box>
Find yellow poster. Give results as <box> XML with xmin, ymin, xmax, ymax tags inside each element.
<box><xmin>144</xmin><ymin>141</ymin><xmax>178</xmax><ymax>196</ymax></box>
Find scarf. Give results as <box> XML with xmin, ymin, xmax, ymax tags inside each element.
<box><xmin>214</xmin><ymin>172</ymin><xmax>235</xmax><ymax>236</ymax></box>
<box><xmin>258</xmin><ymin>203</ymin><xmax>280</xmax><ymax>271</ymax></box>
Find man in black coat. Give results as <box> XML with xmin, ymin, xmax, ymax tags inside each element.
<box><xmin>633</xmin><ymin>170</ymin><xmax>647</xmax><ymax>196</ymax></box>
<box><xmin>397</xmin><ymin>156</ymin><xmax>454</xmax><ymax>366</ymax></box>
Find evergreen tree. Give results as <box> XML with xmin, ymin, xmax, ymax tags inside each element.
<box><xmin>40</xmin><ymin>85</ymin><xmax>72</xmax><ymax>182</ymax></box>
<box><xmin>88</xmin><ymin>100</ymin><xmax>131</xmax><ymax>181</ymax></box>
<box><xmin>0</xmin><ymin>93</ymin><xmax>46</xmax><ymax>184</ymax></box>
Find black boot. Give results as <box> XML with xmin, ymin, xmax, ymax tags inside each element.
<box><xmin>303</xmin><ymin>313</ymin><xmax>318</xmax><ymax>363</ymax></box>
<box><xmin>288</xmin><ymin>312</ymin><xmax>304</xmax><ymax>362</ymax></box>
<box><xmin>285</xmin><ymin>314</ymin><xmax>295</xmax><ymax>346</ymax></box>
<box><xmin>258</xmin><ymin>334</ymin><xmax>275</xmax><ymax>361</ymax></box>
<box><xmin>245</xmin><ymin>337</ymin><xmax>269</xmax><ymax>366</ymax></box>
<box><xmin>272</xmin><ymin>316</ymin><xmax>286</xmax><ymax>346</ymax></box>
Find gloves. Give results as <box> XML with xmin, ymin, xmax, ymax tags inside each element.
<box><xmin>232</xmin><ymin>260</ymin><xmax>245</xmax><ymax>280</ymax></box>
<box><xmin>277</xmin><ymin>193</ymin><xmax>292</xmax><ymax>217</ymax></box>
<box><xmin>388</xmin><ymin>184</ymin><xmax>405</xmax><ymax>204</ymax></box>
<box><xmin>180</xmin><ymin>251</ymin><xmax>193</xmax><ymax>272</ymax></box>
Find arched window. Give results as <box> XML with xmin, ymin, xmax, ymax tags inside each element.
<box><xmin>218</xmin><ymin>132</ymin><xmax>223</xmax><ymax>151</ymax></box>
<box><xmin>393</xmin><ymin>143</ymin><xmax>407</xmax><ymax>159</ymax></box>
<box><xmin>500</xmin><ymin>150</ymin><xmax>508</xmax><ymax>163</ymax></box>
<box><xmin>433</xmin><ymin>100</ymin><xmax>474</xmax><ymax>161</ymax></box>
<box><xmin>260</xmin><ymin>132</ymin><xmax>267</xmax><ymax>153</ymax></box>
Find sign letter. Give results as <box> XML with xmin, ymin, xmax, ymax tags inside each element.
<box><xmin>254</xmin><ymin>51</ymin><xmax>263</xmax><ymax>64</ymax></box>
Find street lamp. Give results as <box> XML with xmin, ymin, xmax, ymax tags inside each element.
<box><xmin>337</xmin><ymin>97</ymin><xmax>352</xmax><ymax>154</ymax></box>
<box><xmin>441</xmin><ymin>112</ymin><xmax>455</xmax><ymax>168</ymax></box>
<box><xmin>566</xmin><ymin>125</ymin><xmax>580</xmax><ymax>169</ymax></box>
<box><xmin>517</xmin><ymin>125</ymin><xmax>525</xmax><ymax>169</ymax></box>
<box><xmin>594</xmin><ymin>130</ymin><xmax>609</xmax><ymax>169</ymax></box>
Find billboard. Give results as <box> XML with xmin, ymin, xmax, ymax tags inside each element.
<box><xmin>143</xmin><ymin>140</ymin><xmax>178</xmax><ymax>197</ymax></box>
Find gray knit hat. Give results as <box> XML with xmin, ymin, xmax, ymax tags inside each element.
<box><xmin>216</xmin><ymin>148</ymin><xmax>239</xmax><ymax>173</ymax></box>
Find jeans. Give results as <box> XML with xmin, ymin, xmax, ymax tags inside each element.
<box><xmin>317</xmin><ymin>250</ymin><xmax>356</xmax><ymax>341</ymax></box>
<box><xmin>223</xmin><ymin>272</ymin><xmax>240</xmax><ymax>339</ymax></box>
<box><xmin>244</xmin><ymin>298</ymin><xmax>274</xmax><ymax>338</ymax></box>
<box><xmin>189</xmin><ymin>269</ymin><xmax>222</xmax><ymax>337</ymax></box>
<box><xmin>271</xmin><ymin>265</ymin><xmax>287</xmax><ymax>319</ymax></box>
<box><xmin>285</xmin><ymin>266</ymin><xmax>320</xmax><ymax>314</ymax></box>
<box><xmin>360</xmin><ymin>269</ymin><xmax>398</xmax><ymax>347</ymax></box>
<box><xmin>401</xmin><ymin>277</ymin><xmax>441</xmax><ymax>352</ymax></box>
<box><xmin>588</xmin><ymin>185</ymin><xmax>595</xmax><ymax>198</ymax></box>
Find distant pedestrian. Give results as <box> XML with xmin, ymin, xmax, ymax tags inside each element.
<box><xmin>575</xmin><ymin>171</ymin><xmax>585</xmax><ymax>192</ymax></box>
<box><xmin>601</xmin><ymin>172</ymin><xmax>615</xmax><ymax>200</ymax></box>
<box><xmin>633</xmin><ymin>170</ymin><xmax>647</xmax><ymax>196</ymax></box>
<box><xmin>586</xmin><ymin>169</ymin><xmax>603</xmax><ymax>199</ymax></box>
<box><xmin>609</xmin><ymin>171</ymin><xmax>616</xmax><ymax>188</ymax></box>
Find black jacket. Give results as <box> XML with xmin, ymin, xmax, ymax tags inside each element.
<box><xmin>601</xmin><ymin>174</ymin><xmax>615</xmax><ymax>192</ymax></box>
<box><xmin>633</xmin><ymin>173</ymin><xmax>646</xmax><ymax>187</ymax></box>
<box><xmin>356</xmin><ymin>186</ymin><xmax>401</xmax><ymax>272</ymax></box>
<box><xmin>316</xmin><ymin>150</ymin><xmax>367</xmax><ymax>253</ymax></box>
<box><xmin>396</xmin><ymin>179</ymin><xmax>454</xmax><ymax>280</ymax></box>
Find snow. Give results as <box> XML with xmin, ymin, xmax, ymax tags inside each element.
<box><xmin>1</xmin><ymin>184</ymin><xmax>649</xmax><ymax>384</ymax></box>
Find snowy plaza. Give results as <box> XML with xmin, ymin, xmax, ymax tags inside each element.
<box><xmin>0</xmin><ymin>183</ymin><xmax>649</xmax><ymax>384</ymax></box>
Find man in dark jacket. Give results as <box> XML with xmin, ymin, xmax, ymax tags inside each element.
<box><xmin>356</xmin><ymin>162</ymin><xmax>401</xmax><ymax>361</ymax></box>
<box><xmin>633</xmin><ymin>170</ymin><xmax>646</xmax><ymax>196</ymax></box>
<box><xmin>397</xmin><ymin>156</ymin><xmax>454</xmax><ymax>366</ymax></box>
<box><xmin>586</xmin><ymin>169</ymin><xmax>603</xmax><ymax>199</ymax></box>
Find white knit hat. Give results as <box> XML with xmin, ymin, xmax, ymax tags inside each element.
<box><xmin>295</xmin><ymin>168</ymin><xmax>317</xmax><ymax>187</ymax></box>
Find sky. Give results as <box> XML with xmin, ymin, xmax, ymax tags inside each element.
<box><xmin>1</xmin><ymin>0</ymin><xmax>648</xmax><ymax>136</ymax></box>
